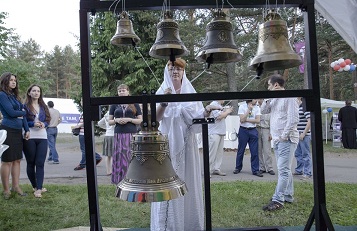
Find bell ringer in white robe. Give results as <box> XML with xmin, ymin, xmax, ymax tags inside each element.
<box><xmin>150</xmin><ymin>65</ymin><xmax>205</xmax><ymax>231</ymax></box>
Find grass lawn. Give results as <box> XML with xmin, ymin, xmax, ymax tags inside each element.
<box><xmin>0</xmin><ymin>181</ymin><xmax>356</xmax><ymax>231</ymax></box>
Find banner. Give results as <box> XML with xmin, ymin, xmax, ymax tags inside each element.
<box><xmin>61</xmin><ymin>113</ymin><xmax>80</xmax><ymax>124</ymax></box>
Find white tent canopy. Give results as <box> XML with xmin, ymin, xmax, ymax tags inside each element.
<box><xmin>315</xmin><ymin>0</ymin><xmax>357</xmax><ymax>53</ymax></box>
<box><xmin>320</xmin><ymin>98</ymin><xmax>356</xmax><ymax>109</ymax></box>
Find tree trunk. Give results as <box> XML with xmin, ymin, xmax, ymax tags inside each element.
<box><xmin>226</xmin><ymin>62</ymin><xmax>238</xmax><ymax>114</ymax></box>
<box><xmin>328</xmin><ymin>50</ymin><xmax>334</xmax><ymax>99</ymax></box>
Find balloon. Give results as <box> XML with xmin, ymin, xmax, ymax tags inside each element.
<box><xmin>338</xmin><ymin>68</ymin><xmax>343</xmax><ymax>72</ymax></box>
<box><xmin>338</xmin><ymin>58</ymin><xmax>344</xmax><ymax>63</ymax></box>
<box><xmin>340</xmin><ymin>61</ymin><xmax>346</xmax><ymax>68</ymax></box>
<box><xmin>343</xmin><ymin>65</ymin><xmax>350</xmax><ymax>71</ymax></box>
<box><xmin>322</xmin><ymin>109</ymin><xmax>328</xmax><ymax>114</ymax></box>
<box><xmin>330</xmin><ymin>62</ymin><xmax>336</xmax><ymax>68</ymax></box>
<box><xmin>333</xmin><ymin>64</ymin><xmax>340</xmax><ymax>71</ymax></box>
<box><xmin>345</xmin><ymin>59</ymin><xmax>351</xmax><ymax>65</ymax></box>
<box><xmin>327</xmin><ymin>108</ymin><xmax>333</xmax><ymax>113</ymax></box>
<box><xmin>350</xmin><ymin>65</ymin><xmax>356</xmax><ymax>72</ymax></box>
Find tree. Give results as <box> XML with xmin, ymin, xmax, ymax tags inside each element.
<box><xmin>0</xmin><ymin>12</ymin><xmax>19</xmax><ymax>59</ymax></box>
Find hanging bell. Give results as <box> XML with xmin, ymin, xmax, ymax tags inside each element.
<box><xmin>116</xmin><ymin>117</ymin><xmax>187</xmax><ymax>202</ymax></box>
<box><xmin>111</xmin><ymin>11</ymin><xmax>141</xmax><ymax>47</ymax></box>
<box><xmin>248</xmin><ymin>11</ymin><xmax>302</xmax><ymax>71</ymax></box>
<box><xmin>196</xmin><ymin>9</ymin><xmax>242</xmax><ymax>65</ymax></box>
<box><xmin>149</xmin><ymin>10</ymin><xmax>189</xmax><ymax>61</ymax></box>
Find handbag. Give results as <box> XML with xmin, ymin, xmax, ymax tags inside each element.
<box><xmin>72</xmin><ymin>115</ymin><xmax>82</xmax><ymax>136</ymax></box>
<box><xmin>72</xmin><ymin>127</ymin><xmax>80</xmax><ymax>136</ymax></box>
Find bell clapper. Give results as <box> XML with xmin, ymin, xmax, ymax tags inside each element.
<box><xmin>256</xmin><ymin>63</ymin><xmax>264</xmax><ymax>79</ymax></box>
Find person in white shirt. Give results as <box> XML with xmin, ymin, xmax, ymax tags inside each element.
<box><xmin>208</xmin><ymin>100</ymin><xmax>233</xmax><ymax>177</ymax></box>
<box><xmin>46</xmin><ymin>101</ymin><xmax>62</xmax><ymax>164</ymax></box>
<box><xmin>233</xmin><ymin>99</ymin><xmax>262</xmax><ymax>177</ymax></box>
<box><xmin>97</xmin><ymin>111</ymin><xmax>115</xmax><ymax>176</ymax></box>
<box><xmin>260</xmin><ymin>74</ymin><xmax>299</xmax><ymax>211</ymax></box>
<box><xmin>257</xmin><ymin>99</ymin><xmax>275</xmax><ymax>175</ymax></box>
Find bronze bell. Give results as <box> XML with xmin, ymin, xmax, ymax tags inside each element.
<box><xmin>149</xmin><ymin>10</ymin><xmax>189</xmax><ymax>61</ymax></box>
<box><xmin>111</xmin><ymin>11</ymin><xmax>141</xmax><ymax>47</ymax></box>
<box><xmin>248</xmin><ymin>11</ymin><xmax>302</xmax><ymax>71</ymax></box>
<box><xmin>196</xmin><ymin>9</ymin><xmax>242</xmax><ymax>65</ymax></box>
<box><xmin>116</xmin><ymin>118</ymin><xmax>187</xmax><ymax>202</ymax></box>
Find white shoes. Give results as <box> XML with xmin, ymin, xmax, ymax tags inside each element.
<box><xmin>212</xmin><ymin>170</ymin><xmax>226</xmax><ymax>176</ymax></box>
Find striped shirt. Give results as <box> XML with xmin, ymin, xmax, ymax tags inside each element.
<box><xmin>297</xmin><ymin>105</ymin><xmax>311</xmax><ymax>135</ymax></box>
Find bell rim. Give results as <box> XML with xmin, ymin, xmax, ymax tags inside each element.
<box><xmin>249</xmin><ymin>55</ymin><xmax>303</xmax><ymax>70</ymax></box>
<box><xmin>149</xmin><ymin>45</ymin><xmax>190</xmax><ymax>58</ymax></box>
<box><xmin>249</xmin><ymin>52</ymin><xmax>302</xmax><ymax>65</ymax></box>
<box><xmin>116</xmin><ymin>179</ymin><xmax>188</xmax><ymax>202</ymax></box>
<box><xmin>196</xmin><ymin>49</ymin><xmax>243</xmax><ymax>63</ymax></box>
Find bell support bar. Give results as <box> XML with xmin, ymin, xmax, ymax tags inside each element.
<box><xmin>80</xmin><ymin>0</ymin><xmax>304</xmax><ymax>12</ymax></box>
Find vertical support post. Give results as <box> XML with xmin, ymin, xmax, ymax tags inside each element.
<box><xmin>352</xmin><ymin>71</ymin><xmax>357</xmax><ymax>102</ymax></box>
<box><xmin>302</xmin><ymin>0</ymin><xmax>334</xmax><ymax>230</ymax></box>
<box><xmin>79</xmin><ymin>4</ymin><xmax>102</xmax><ymax>231</ymax></box>
<box><xmin>193</xmin><ymin>118</ymin><xmax>215</xmax><ymax>231</ymax></box>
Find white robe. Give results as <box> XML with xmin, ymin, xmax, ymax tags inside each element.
<box><xmin>150</xmin><ymin>66</ymin><xmax>205</xmax><ymax>231</ymax></box>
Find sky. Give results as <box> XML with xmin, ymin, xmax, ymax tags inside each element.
<box><xmin>2</xmin><ymin>0</ymin><xmax>80</xmax><ymax>52</ymax></box>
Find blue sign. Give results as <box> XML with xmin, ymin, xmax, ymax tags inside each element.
<box><xmin>61</xmin><ymin>114</ymin><xmax>80</xmax><ymax>123</ymax></box>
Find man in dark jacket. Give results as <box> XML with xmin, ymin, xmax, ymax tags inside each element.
<box><xmin>338</xmin><ymin>100</ymin><xmax>357</xmax><ymax>149</ymax></box>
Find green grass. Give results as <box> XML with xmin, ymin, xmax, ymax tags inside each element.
<box><xmin>322</xmin><ymin>141</ymin><xmax>357</xmax><ymax>154</ymax></box>
<box><xmin>0</xmin><ymin>182</ymin><xmax>356</xmax><ymax>231</ymax></box>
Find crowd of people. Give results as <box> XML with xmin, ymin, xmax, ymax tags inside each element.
<box><xmin>1</xmin><ymin>58</ymin><xmax>355</xmax><ymax>229</ymax></box>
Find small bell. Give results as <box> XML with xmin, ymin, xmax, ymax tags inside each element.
<box><xmin>248</xmin><ymin>11</ymin><xmax>302</xmax><ymax>71</ymax></box>
<box><xmin>111</xmin><ymin>11</ymin><xmax>141</xmax><ymax>47</ymax></box>
<box><xmin>196</xmin><ymin>9</ymin><xmax>242</xmax><ymax>66</ymax></box>
<box><xmin>149</xmin><ymin>10</ymin><xmax>189</xmax><ymax>62</ymax></box>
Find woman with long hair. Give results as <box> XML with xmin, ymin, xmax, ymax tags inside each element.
<box><xmin>23</xmin><ymin>84</ymin><xmax>51</xmax><ymax>198</ymax></box>
<box><xmin>108</xmin><ymin>84</ymin><xmax>142</xmax><ymax>184</ymax></box>
<box><xmin>0</xmin><ymin>72</ymin><xmax>30</xmax><ymax>199</ymax></box>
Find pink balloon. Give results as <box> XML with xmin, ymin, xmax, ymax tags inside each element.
<box><xmin>345</xmin><ymin>59</ymin><xmax>351</xmax><ymax>65</ymax></box>
<box><xmin>333</xmin><ymin>65</ymin><xmax>340</xmax><ymax>71</ymax></box>
<box><xmin>340</xmin><ymin>61</ymin><xmax>346</xmax><ymax>67</ymax></box>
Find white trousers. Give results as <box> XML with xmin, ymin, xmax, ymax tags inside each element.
<box><xmin>208</xmin><ymin>134</ymin><xmax>225</xmax><ymax>173</ymax></box>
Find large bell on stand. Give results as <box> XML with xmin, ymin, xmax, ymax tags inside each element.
<box><xmin>196</xmin><ymin>9</ymin><xmax>242</xmax><ymax>66</ymax></box>
<box><xmin>116</xmin><ymin>116</ymin><xmax>187</xmax><ymax>202</ymax></box>
<box><xmin>111</xmin><ymin>11</ymin><xmax>141</xmax><ymax>47</ymax></box>
<box><xmin>248</xmin><ymin>11</ymin><xmax>302</xmax><ymax>71</ymax></box>
<box><xmin>149</xmin><ymin>10</ymin><xmax>189</xmax><ymax>62</ymax></box>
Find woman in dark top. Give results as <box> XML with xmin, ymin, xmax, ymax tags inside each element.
<box><xmin>0</xmin><ymin>72</ymin><xmax>30</xmax><ymax>199</ymax></box>
<box><xmin>108</xmin><ymin>84</ymin><xmax>142</xmax><ymax>184</ymax></box>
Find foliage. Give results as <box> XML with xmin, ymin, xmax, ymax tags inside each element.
<box><xmin>0</xmin><ymin>12</ymin><xmax>19</xmax><ymax>59</ymax></box>
<box><xmin>89</xmin><ymin>11</ymin><xmax>166</xmax><ymax>98</ymax></box>
<box><xmin>1</xmin><ymin>8</ymin><xmax>356</xmax><ymax>101</ymax></box>
<box><xmin>44</xmin><ymin>45</ymin><xmax>81</xmax><ymax>98</ymax></box>
<box><xmin>0</xmin><ymin>182</ymin><xmax>355</xmax><ymax>230</ymax></box>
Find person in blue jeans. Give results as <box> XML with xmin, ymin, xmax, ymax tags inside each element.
<box><xmin>46</xmin><ymin>101</ymin><xmax>62</xmax><ymax>164</ymax></box>
<box><xmin>73</xmin><ymin>114</ymin><xmax>102</xmax><ymax>170</ymax></box>
<box><xmin>294</xmin><ymin>97</ymin><xmax>312</xmax><ymax>179</ymax></box>
<box><xmin>260</xmin><ymin>74</ymin><xmax>299</xmax><ymax>211</ymax></box>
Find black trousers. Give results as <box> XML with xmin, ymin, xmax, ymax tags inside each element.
<box><xmin>341</xmin><ymin>128</ymin><xmax>357</xmax><ymax>149</ymax></box>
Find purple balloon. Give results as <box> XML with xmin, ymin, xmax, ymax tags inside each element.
<box><xmin>327</xmin><ymin>107</ymin><xmax>333</xmax><ymax>113</ymax></box>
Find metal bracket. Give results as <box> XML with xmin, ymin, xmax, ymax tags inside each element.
<box><xmin>192</xmin><ymin>118</ymin><xmax>215</xmax><ymax>124</ymax></box>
